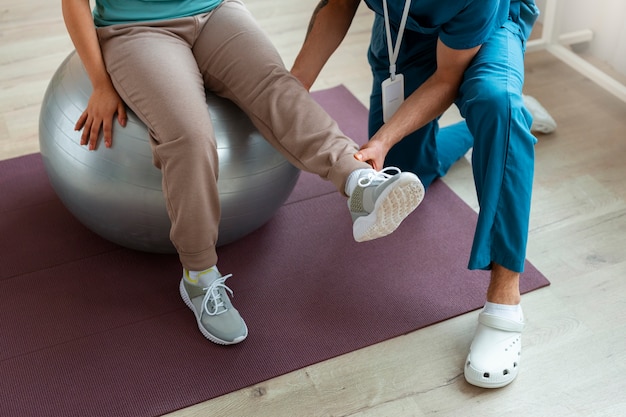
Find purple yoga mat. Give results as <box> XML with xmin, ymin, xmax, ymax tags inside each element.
<box><xmin>0</xmin><ymin>86</ymin><xmax>549</xmax><ymax>417</ymax></box>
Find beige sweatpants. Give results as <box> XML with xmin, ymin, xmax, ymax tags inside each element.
<box><xmin>96</xmin><ymin>0</ymin><xmax>370</xmax><ymax>270</ymax></box>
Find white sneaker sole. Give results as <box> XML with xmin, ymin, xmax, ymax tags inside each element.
<box><xmin>353</xmin><ymin>172</ymin><xmax>424</xmax><ymax>242</ymax></box>
<box><xmin>179</xmin><ymin>279</ymin><xmax>248</xmax><ymax>345</ymax></box>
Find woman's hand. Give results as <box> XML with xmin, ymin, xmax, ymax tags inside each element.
<box><xmin>62</xmin><ymin>0</ymin><xmax>126</xmax><ymax>150</ymax></box>
<box><xmin>75</xmin><ymin>84</ymin><xmax>127</xmax><ymax>150</ymax></box>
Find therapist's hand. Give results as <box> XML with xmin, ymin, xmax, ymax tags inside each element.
<box><xmin>354</xmin><ymin>138</ymin><xmax>390</xmax><ymax>171</ymax></box>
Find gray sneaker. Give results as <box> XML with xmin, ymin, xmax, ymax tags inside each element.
<box><xmin>179</xmin><ymin>270</ymin><xmax>248</xmax><ymax>345</ymax></box>
<box><xmin>348</xmin><ymin>167</ymin><xmax>424</xmax><ymax>242</ymax></box>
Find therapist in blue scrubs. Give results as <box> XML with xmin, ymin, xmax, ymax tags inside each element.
<box><xmin>292</xmin><ymin>0</ymin><xmax>539</xmax><ymax>388</ymax></box>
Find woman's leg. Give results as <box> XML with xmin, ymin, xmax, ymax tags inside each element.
<box><xmin>97</xmin><ymin>19</ymin><xmax>221</xmax><ymax>271</ymax></box>
<box><xmin>98</xmin><ymin>17</ymin><xmax>251</xmax><ymax>346</ymax></box>
<box><xmin>191</xmin><ymin>0</ymin><xmax>372</xmax><ymax>194</ymax></box>
<box><xmin>187</xmin><ymin>0</ymin><xmax>424</xmax><ymax>243</ymax></box>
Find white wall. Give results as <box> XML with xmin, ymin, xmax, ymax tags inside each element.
<box><xmin>535</xmin><ymin>0</ymin><xmax>626</xmax><ymax>77</ymax></box>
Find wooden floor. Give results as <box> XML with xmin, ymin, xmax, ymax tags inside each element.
<box><xmin>2</xmin><ymin>1</ymin><xmax>626</xmax><ymax>415</ymax></box>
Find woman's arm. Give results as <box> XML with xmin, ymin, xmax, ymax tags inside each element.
<box><xmin>61</xmin><ymin>0</ymin><xmax>126</xmax><ymax>150</ymax></box>
<box><xmin>291</xmin><ymin>0</ymin><xmax>361</xmax><ymax>91</ymax></box>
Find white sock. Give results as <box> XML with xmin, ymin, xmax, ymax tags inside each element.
<box><xmin>483</xmin><ymin>301</ymin><xmax>524</xmax><ymax>323</ymax></box>
<box><xmin>184</xmin><ymin>266</ymin><xmax>220</xmax><ymax>286</ymax></box>
<box><xmin>345</xmin><ymin>168</ymin><xmax>375</xmax><ymax>196</ymax></box>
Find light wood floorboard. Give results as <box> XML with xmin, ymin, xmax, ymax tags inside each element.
<box><xmin>2</xmin><ymin>1</ymin><xmax>625</xmax><ymax>415</ymax></box>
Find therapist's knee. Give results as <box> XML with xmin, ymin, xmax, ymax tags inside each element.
<box><xmin>462</xmin><ymin>81</ymin><xmax>526</xmax><ymax>123</ymax></box>
<box><xmin>461</xmin><ymin>82</ymin><xmax>537</xmax><ymax>149</ymax></box>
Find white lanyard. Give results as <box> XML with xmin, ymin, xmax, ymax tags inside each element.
<box><xmin>382</xmin><ymin>0</ymin><xmax>411</xmax><ymax>81</ymax></box>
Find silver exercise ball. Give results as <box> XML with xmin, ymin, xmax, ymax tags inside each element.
<box><xmin>39</xmin><ymin>51</ymin><xmax>300</xmax><ymax>253</ymax></box>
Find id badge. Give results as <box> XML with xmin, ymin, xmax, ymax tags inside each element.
<box><xmin>381</xmin><ymin>74</ymin><xmax>404</xmax><ymax>123</ymax></box>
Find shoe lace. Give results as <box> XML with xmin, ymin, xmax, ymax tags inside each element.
<box><xmin>357</xmin><ymin>166</ymin><xmax>401</xmax><ymax>187</ymax></box>
<box><xmin>202</xmin><ymin>274</ymin><xmax>234</xmax><ymax>316</ymax></box>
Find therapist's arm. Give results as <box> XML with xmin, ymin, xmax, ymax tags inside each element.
<box><xmin>356</xmin><ymin>39</ymin><xmax>481</xmax><ymax>169</ymax></box>
<box><xmin>291</xmin><ymin>0</ymin><xmax>362</xmax><ymax>91</ymax></box>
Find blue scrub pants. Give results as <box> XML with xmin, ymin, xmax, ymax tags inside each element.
<box><xmin>367</xmin><ymin>1</ymin><xmax>539</xmax><ymax>272</ymax></box>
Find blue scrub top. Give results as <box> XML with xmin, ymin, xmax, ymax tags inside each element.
<box><xmin>363</xmin><ymin>0</ymin><xmax>510</xmax><ymax>49</ymax></box>
<box><xmin>94</xmin><ymin>0</ymin><xmax>223</xmax><ymax>27</ymax></box>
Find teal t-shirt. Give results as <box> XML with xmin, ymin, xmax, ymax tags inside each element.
<box><xmin>364</xmin><ymin>0</ymin><xmax>510</xmax><ymax>49</ymax></box>
<box><xmin>93</xmin><ymin>0</ymin><xmax>223</xmax><ymax>27</ymax></box>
